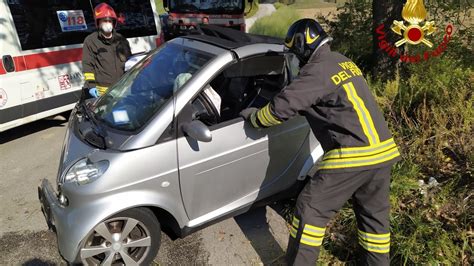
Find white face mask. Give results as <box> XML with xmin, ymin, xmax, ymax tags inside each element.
<box><xmin>100</xmin><ymin>22</ymin><xmax>113</xmax><ymax>34</ymax></box>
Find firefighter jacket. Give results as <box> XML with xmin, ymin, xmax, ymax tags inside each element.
<box><xmin>82</xmin><ymin>30</ymin><xmax>131</xmax><ymax>91</ymax></box>
<box><xmin>254</xmin><ymin>44</ymin><xmax>401</xmax><ymax>173</ymax></box>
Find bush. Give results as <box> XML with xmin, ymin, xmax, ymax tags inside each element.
<box><xmin>249</xmin><ymin>6</ymin><xmax>301</xmax><ymax>38</ymax></box>
<box><xmin>373</xmin><ymin>60</ymin><xmax>473</xmax><ymax>264</ymax></box>
<box><xmin>274</xmin><ymin>2</ymin><xmax>285</xmax><ymax>10</ymax></box>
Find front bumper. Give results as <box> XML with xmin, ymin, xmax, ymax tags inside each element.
<box><xmin>38</xmin><ymin>179</ymin><xmax>81</xmax><ymax>263</ymax></box>
<box><xmin>38</xmin><ymin>179</ymin><xmax>58</xmax><ymax>231</ymax></box>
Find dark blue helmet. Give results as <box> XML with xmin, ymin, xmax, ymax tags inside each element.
<box><xmin>285</xmin><ymin>19</ymin><xmax>330</xmax><ymax>63</ymax></box>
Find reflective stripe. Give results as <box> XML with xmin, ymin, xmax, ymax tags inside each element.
<box><xmin>358</xmin><ymin>230</ymin><xmax>390</xmax><ymax>243</ymax></box>
<box><xmin>292</xmin><ymin>216</ymin><xmax>300</xmax><ymax>229</ymax></box>
<box><xmin>263</xmin><ymin>104</ymin><xmax>281</xmax><ymax>125</ymax></box>
<box><xmin>303</xmin><ymin>224</ymin><xmax>325</xmax><ymax>237</ymax></box>
<box><xmin>300</xmin><ymin>234</ymin><xmax>323</xmax><ymax>247</ymax></box>
<box><xmin>290</xmin><ymin>226</ymin><xmax>298</xmax><ymax>238</ymax></box>
<box><xmin>342</xmin><ymin>82</ymin><xmax>380</xmax><ymax>145</ymax></box>
<box><xmin>359</xmin><ymin>241</ymin><xmax>390</xmax><ymax>253</ymax></box>
<box><xmin>305</xmin><ymin>28</ymin><xmax>320</xmax><ymax>44</ymax></box>
<box><xmin>257</xmin><ymin>108</ymin><xmax>271</xmax><ymax>127</ymax></box>
<box><xmin>318</xmin><ymin>146</ymin><xmax>400</xmax><ymax>169</ymax></box>
<box><xmin>84</xmin><ymin>72</ymin><xmax>95</xmax><ymax>81</ymax></box>
<box><xmin>250</xmin><ymin>111</ymin><xmax>260</xmax><ymax>128</ymax></box>
<box><xmin>96</xmin><ymin>86</ymin><xmax>108</xmax><ymax>96</ymax></box>
<box><xmin>256</xmin><ymin>104</ymin><xmax>281</xmax><ymax>127</ymax></box>
<box><xmin>324</xmin><ymin>138</ymin><xmax>396</xmax><ymax>160</ymax></box>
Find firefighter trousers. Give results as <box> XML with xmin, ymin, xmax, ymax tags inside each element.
<box><xmin>286</xmin><ymin>166</ymin><xmax>392</xmax><ymax>266</ymax></box>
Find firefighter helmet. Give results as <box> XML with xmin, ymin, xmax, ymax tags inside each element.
<box><xmin>94</xmin><ymin>3</ymin><xmax>117</xmax><ymax>27</ymax></box>
<box><xmin>285</xmin><ymin>19</ymin><xmax>330</xmax><ymax>63</ymax></box>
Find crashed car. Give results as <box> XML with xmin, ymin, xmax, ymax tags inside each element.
<box><xmin>38</xmin><ymin>26</ymin><xmax>323</xmax><ymax>265</ymax></box>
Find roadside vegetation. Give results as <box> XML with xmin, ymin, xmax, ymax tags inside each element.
<box><xmin>252</xmin><ymin>1</ymin><xmax>473</xmax><ymax>264</ymax></box>
<box><xmin>249</xmin><ymin>5</ymin><xmax>301</xmax><ymax>38</ymax></box>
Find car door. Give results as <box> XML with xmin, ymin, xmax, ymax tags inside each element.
<box><xmin>176</xmin><ymin>54</ymin><xmax>311</xmax><ymax>221</ymax></box>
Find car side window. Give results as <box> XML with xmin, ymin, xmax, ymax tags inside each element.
<box><xmin>188</xmin><ymin>54</ymin><xmax>289</xmax><ymax>128</ymax></box>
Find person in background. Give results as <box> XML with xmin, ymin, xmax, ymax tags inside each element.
<box><xmin>81</xmin><ymin>2</ymin><xmax>131</xmax><ymax>100</ymax></box>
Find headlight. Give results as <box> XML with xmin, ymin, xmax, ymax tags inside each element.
<box><xmin>64</xmin><ymin>158</ymin><xmax>109</xmax><ymax>185</ymax></box>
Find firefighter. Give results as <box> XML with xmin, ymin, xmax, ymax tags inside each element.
<box><xmin>82</xmin><ymin>3</ymin><xmax>131</xmax><ymax>99</ymax></box>
<box><xmin>240</xmin><ymin>19</ymin><xmax>400</xmax><ymax>265</ymax></box>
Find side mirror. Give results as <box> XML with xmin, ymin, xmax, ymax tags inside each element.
<box><xmin>182</xmin><ymin>120</ymin><xmax>212</xmax><ymax>142</ymax></box>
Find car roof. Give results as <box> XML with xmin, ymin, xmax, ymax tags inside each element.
<box><xmin>182</xmin><ymin>25</ymin><xmax>284</xmax><ymax>51</ymax></box>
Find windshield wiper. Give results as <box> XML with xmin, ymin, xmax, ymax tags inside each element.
<box><xmin>80</xmin><ymin>101</ymin><xmax>109</xmax><ymax>149</ymax></box>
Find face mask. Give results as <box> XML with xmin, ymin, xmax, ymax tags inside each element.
<box><xmin>100</xmin><ymin>22</ymin><xmax>113</xmax><ymax>34</ymax></box>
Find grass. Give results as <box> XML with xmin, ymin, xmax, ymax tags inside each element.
<box><xmin>249</xmin><ymin>6</ymin><xmax>301</xmax><ymax>38</ymax></box>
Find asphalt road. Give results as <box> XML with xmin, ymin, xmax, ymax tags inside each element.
<box><xmin>0</xmin><ymin>116</ymin><xmax>292</xmax><ymax>264</ymax></box>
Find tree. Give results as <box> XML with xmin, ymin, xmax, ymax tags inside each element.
<box><xmin>371</xmin><ymin>0</ymin><xmax>404</xmax><ymax>80</ymax></box>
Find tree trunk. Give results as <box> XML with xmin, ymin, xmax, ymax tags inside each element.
<box><xmin>372</xmin><ymin>0</ymin><xmax>404</xmax><ymax>80</ymax></box>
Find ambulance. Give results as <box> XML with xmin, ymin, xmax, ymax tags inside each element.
<box><xmin>0</xmin><ymin>0</ymin><xmax>162</xmax><ymax>132</ymax></box>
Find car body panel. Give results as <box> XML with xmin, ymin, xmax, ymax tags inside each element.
<box><xmin>178</xmin><ymin>117</ymin><xmax>310</xmax><ymax>219</ymax></box>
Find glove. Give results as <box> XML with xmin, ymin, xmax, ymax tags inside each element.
<box><xmin>240</xmin><ymin>107</ymin><xmax>260</xmax><ymax>128</ymax></box>
<box><xmin>88</xmin><ymin>87</ymin><xmax>99</xmax><ymax>98</ymax></box>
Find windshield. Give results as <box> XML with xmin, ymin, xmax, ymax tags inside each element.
<box><xmin>170</xmin><ymin>0</ymin><xmax>244</xmax><ymax>14</ymax></box>
<box><xmin>92</xmin><ymin>42</ymin><xmax>214</xmax><ymax>132</ymax></box>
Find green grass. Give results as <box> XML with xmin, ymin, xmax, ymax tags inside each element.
<box><xmin>249</xmin><ymin>6</ymin><xmax>301</xmax><ymax>38</ymax></box>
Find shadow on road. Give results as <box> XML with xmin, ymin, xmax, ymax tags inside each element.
<box><xmin>0</xmin><ymin>112</ymin><xmax>70</xmax><ymax>144</ymax></box>
<box><xmin>22</xmin><ymin>258</ymin><xmax>56</xmax><ymax>266</ymax></box>
<box><xmin>235</xmin><ymin>201</ymin><xmax>294</xmax><ymax>265</ymax></box>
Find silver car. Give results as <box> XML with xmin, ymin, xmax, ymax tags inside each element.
<box><xmin>38</xmin><ymin>29</ymin><xmax>323</xmax><ymax>265</ymax></box>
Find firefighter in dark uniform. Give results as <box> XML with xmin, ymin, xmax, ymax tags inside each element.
<box><xmin>240</xmin><ymin>19</ymin><xmax>401</xmax><ymax>265</ymax></box>
<box><xmin>82</xmin><ymin>3</ymin><xmax>131</xmax><ymax>100</ymax></box>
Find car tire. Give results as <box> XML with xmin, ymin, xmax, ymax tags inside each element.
<box><xmin>79</xmin><ymin>207</ymin><xmax>161</xmax><ymax>265</ymax></box>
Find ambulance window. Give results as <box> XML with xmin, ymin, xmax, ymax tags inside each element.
<box><xmin>7</xmin><ymin>0</ymin><xmax>157</xmax><ymax>51</ymax></box>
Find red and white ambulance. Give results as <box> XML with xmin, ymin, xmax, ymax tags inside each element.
<box><xmin>0</xmin><ymin>0</ymin><xmax>162</xmax><ymax>132</ymax></box>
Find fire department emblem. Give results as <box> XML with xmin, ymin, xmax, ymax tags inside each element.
<box><xmin>391</xmin><ymin>0</ymin><xmax>436</xmax><ymax>48</ymax></box>
<box><xmin>0</xmin><ymin>88</ymin><xmax>7</xmax><ymax>108</ymax></box>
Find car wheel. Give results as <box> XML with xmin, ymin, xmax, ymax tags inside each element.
<box><xmin>80</xmin><ymin>208</ymin><xmax>161</xmax><ymax>265</ymax></box>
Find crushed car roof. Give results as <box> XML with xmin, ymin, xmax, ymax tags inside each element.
<box><xmin>183</xmin><ymin>25</ymin><xmax>284</xmax><ymax>50</ymax></box>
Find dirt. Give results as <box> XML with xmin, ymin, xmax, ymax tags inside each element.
<box><xmin>0</xmin><ymin>230</ymin><xmax>64</xmax><ymax>265</ymax></box>
<box><xmin>297</xmin><ymin>7</ymin><xmax>338</xmax><ymax>20</ymax></box>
